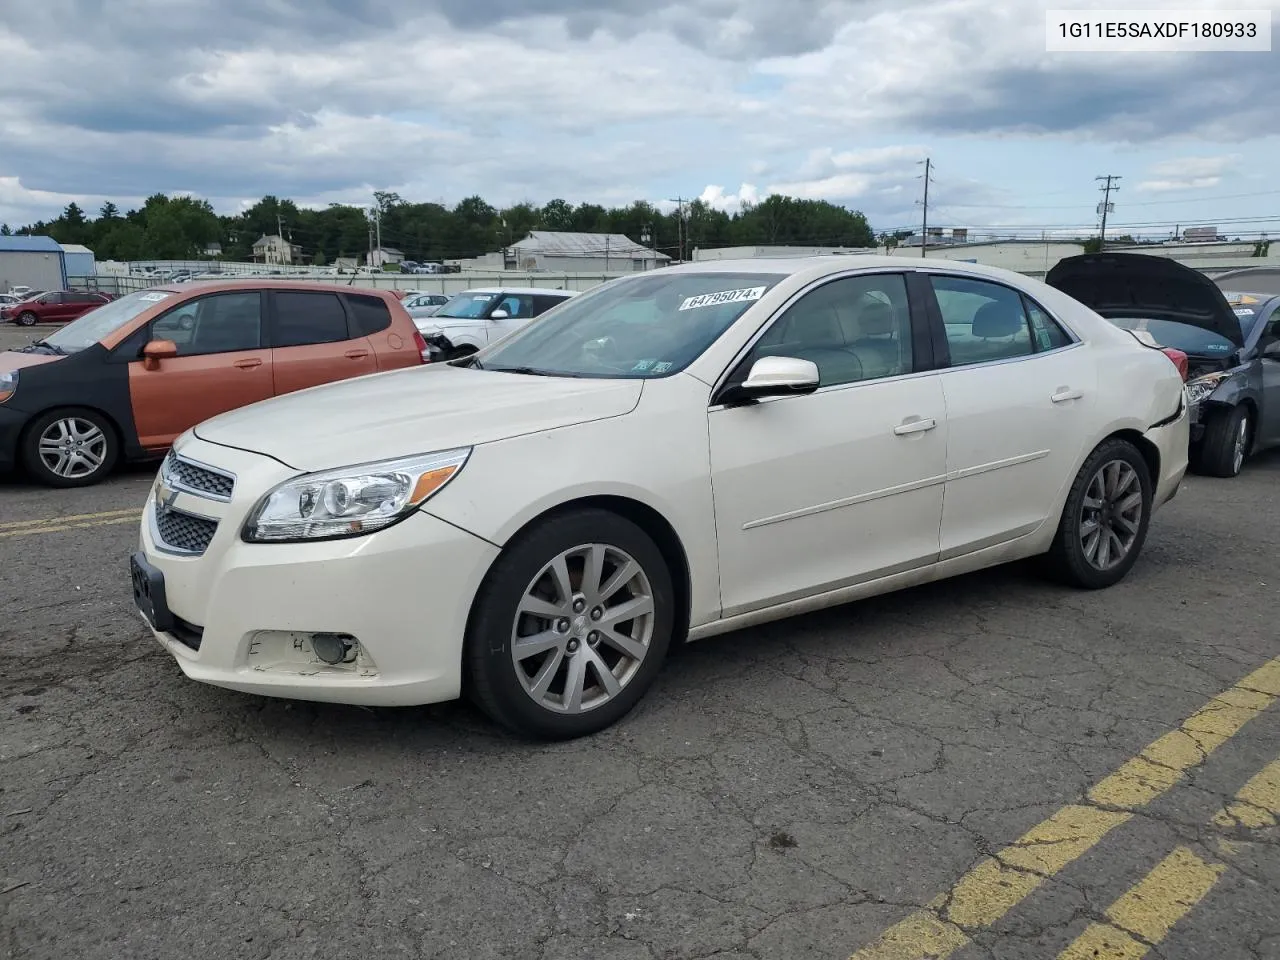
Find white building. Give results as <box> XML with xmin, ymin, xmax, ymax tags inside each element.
<box><xmin>459</xmin><ymin>231</ymin><xmax>669</xmax><ymax>273</ymax></box>
<box><xmin>919</xmin><ymin>239</ymin><xmax>1088</xmax><ymax>274</ymax></box>
<box><xmin>367</xmin><ymin>247</ymin><xmax>404</xmax><ymax>268</ymax></box>
<box><xmin>693</xmin><ymin>245</ymin><xmax>879</xmax><ymax>260</ymax></box>
<box><xmin>251</xmin><ymin>234</ymin><xmax>302</xmax><ymax>265</ymax></box>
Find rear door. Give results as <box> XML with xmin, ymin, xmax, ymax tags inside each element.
<box><xmin>345</xmin><ymin>291</ymin><xmax>419</xmax><ymax>370</ymax></box>
<box><xmin>267</xmin><ymin>289</ymin><xmax>378</xmax><ymax>395</ymax></box>
<box><xmin>925</xmin><ymin>272</ymin><xmax>1097</xmax><ymax>558</ymax></box>
<box><xmin>127</xmin><ymin>291</ymin><xmax>274</xmax><ymax>450</ymax></box>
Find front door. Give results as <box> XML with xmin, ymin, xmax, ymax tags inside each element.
<box><xmin>708</xmin><ymin>271</ymin><xmax>947</xmax><ymax>616</ymax></box>
<box><xmin>487</xmin><ymin>293</ymin><xmax>537</xmax><ymax>345</ymax></box>
<box><xmin>924</xmin><ymin>272</ymin><xmax>1098</xmax><ymax>558</ymax></box>
<box><xmin>128</xmin><ymin>290</ymin><xmax>274</xmax><ymax>450</ymax></box>
<box><xmin>268</xmin><ymin>289</ymin><xmax>378</xmax><ymax>395</ymax></box>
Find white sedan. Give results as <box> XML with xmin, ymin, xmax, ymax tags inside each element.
<box><xmin>130</xmin><ymin>255</ymin><xmax>1190</xmax><ymax>739</ymax></box>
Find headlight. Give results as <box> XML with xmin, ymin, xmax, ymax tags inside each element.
<box><xmin>1185</xmin><ymin>373</ymin><xmax>1228</xmax><ymax>405</ymax></box>
<box><xmin>0</xmin><ymin>369</ymin><xmax>17</xmax><ymax>403</ymax></box>
<box><xmin>241</xmin><ymin>447</ymin><xmax>471</xmax><ymax>543</ymax></box>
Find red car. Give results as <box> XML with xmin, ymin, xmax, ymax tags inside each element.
<box><xmin>2</xmin><ymin>291</ymin><xmax>112</xmax><ymax>327</ymax></box>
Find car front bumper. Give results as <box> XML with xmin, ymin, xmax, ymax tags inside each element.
<box><xmin>133</xmin><ymin>437</ymin><xmax>500</xmax><ymax>707</ymax></box>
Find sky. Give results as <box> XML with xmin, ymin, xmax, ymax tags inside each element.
<box><xmin>1</xmin><ymin>0</ymin><xmax>1278</xmax><ymax>241</ymax></box>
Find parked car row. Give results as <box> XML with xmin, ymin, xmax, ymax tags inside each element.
<box><xmin>2</xmin><ymin>290</ymin><xmax>113</xmax><ymax>326</ymax></box>
<box><xmin>117</xmin><ymin>252</ymin><xmax>1237</xmax><ymax>741</ymax></box>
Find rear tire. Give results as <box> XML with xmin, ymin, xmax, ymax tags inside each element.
<box><xmin>465</xmin><ymin>508</ymin><xmax>675</xmax><ymax>740</ymax></box>
<box><xmin>21</xmin><ymin>407</ymin><xmax>119</xmax><ymax>488</ymax></box>
<box><xmin>17</xmin><ymin>311</ymin><xmax>38</xmax><ymax>327</ymax></box>
<box><xmin>1044</xmin><ymin>437</ymin><xmax>1153</xmax><ymax>589</ymax></box>
<box><xmin>1190</xmin><ymin>404</ymin><xmax>1250</xmax><ymax>478</ymax></box>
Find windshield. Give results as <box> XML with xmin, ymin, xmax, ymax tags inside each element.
<box><xmin>1106</xmin><ymin>316</ymin><xmax>1246</xmax><ymax>358</ymax></box>
<box><xmin>435</xmin><ymin>292</ymin><xmax>498</xmax><ymax>318</ymax></box>
<box><xmin>475</xmin><ymin>271</ymin><xmax>788</xmax><ymax>378</ymax></box>
<box><xmin>42</xmin><ymin>289</ymin><xmax>173</xmax><ymax>353</ymax></box>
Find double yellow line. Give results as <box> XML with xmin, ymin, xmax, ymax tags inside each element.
<box><xmin>0</xmin><ymin>508</ymin><xmax>139</xmax><ymax>540</ymax></box>
<box><xmin>850</xmin><ymin>657</ymin><xmax>1280</xmax><ymax>959</ymax></box>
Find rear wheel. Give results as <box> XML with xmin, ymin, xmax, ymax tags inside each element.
<box><xmin>449</xmin><ymin>345</ymin><xmax>477</xmax><ymax>361</ymax></box>
<box><xmin>1190</xmin><ymin>404</ymin><xmax>1251</xmax><ymax>478</ymax></box>
<box><xmin>21</xmin><ymin>408</ymin><xmax>119</xmax><ymax>488</ymax></box>
<box><xmin>16</xmin><ymin>311</ymin><xmax>38</xmax><ymax>327</ymax></box>
<box><xmin>466</xmin><ymin>508</ymin><xmax>675</xmax><ymax>740</ymax></box>
<box><xmin>1044</xmin><ymin>437</ymin><xmax>1153</xmax><ymax>589</ymax></box>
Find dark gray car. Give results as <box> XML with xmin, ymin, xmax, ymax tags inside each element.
<box><xmin>1047</xmin><ymin>252</ymin><xmax>1280</xmax><ymax>478</ymax></box>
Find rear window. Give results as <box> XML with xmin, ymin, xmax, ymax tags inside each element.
<box><xmin>346</xmin><ymin>293</ymin><xmax>393</xmax><ymax>336</ymax></box>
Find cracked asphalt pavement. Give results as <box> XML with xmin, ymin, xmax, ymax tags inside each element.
<box><xmin>1</xmin><ymin>331</ymin><xmax>1277</xmax><ymax>960</ymax></box>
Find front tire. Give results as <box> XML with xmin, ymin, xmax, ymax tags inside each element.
<box><xmin>21</xmin><ymin>408</ymin><xmax>119</xmax><ymax>487</ymax></box>
<box><xmin>17</xmin><ymin>311</ymin><xmax>38</xmax><ymax>327</ymax></box>
<box><xmin>1190</xmin><ymin>404</ymin><xmax>1251</xmax><ymax>478</ymax></box>
<box><xmin>1044</xmin><ymin>438</ymin><xmax>1153</xmax><ymax>589</ymax></box>
<box><xmin>465</xmin><ymin>508</ymin><xmax>675</xmax><ymax>740</ymax></box>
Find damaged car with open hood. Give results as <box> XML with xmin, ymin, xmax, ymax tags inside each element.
<box><xmin>1046</xmin><ymin>252</ymin><xmax>1280</xmax><ymax>478</ymax></box>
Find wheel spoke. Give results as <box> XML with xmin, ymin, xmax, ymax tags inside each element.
<box><xmin>1079</xmin><ymin>517</ymin><xmax>1099</xmax><ymax>538</ymax></box>
<box><xmin>513</xmin><ymin>630</ymin><xmax>563</xmax><ymax>661</ymax></box>
<box><xmin>528</xmin><ymin>648</ymin><xmax>564</xmax><ymax>700</ymax></box>
<box><xmin>1117</xmin><ymin>491</ymin><xmax>1143</xmax><ymax>515</ymax></box>
<box><xmin>597</xmin><ymin>559</ymin><xmax>639</xmax><ymax>603</ymax></box>
<box><xmin>1112</xmin><ymin>466</ymin><xmax>1136</xmax><ymax>498</ymax></box>
<box><xmin>599</xmin><ymin>595</ymin><xmax>653</xmax><ymax>630</ymax></box>
<box><xmin>598</xmin><ymin>627</ymin><xmax>647</xmax><ymax>662</ymax></box>
<box><xmin>1082</xmin><ymin>528</ymin><xmax>1100</xmax><ymax>563</ymax></box>
<box><xmin>517</xmin><ymin>594</ymin><xmax>564</xmax><ymax>620</ymax></box>
<box><xmin>1107</xmin><ymin>528</ymin><xmax>1126</xmax><ymax>557</ymax></box>
<box><xmin>581</xmin><ymin>544</ymin><xmax>606</xmax><ymax>600</ymax></box>
<box><xmin>80</xmin><ymin>448</ymin><xmax>104</xmax><ymax>468</ymax></box>
<box><xmin>563</xmin><ymin>652</ymin><xmax>587</xmax><ymax>712</ymax></box>
<box><xmin>548</xmin><ymin>554</ymin><xmax>573</xmax><ymax>605</ymax></box>
<box><xmin>1096</xmin><ymin>526</ymin><xmax>1112</xmax><ymax>567</ymax></box>
<box><xmin>586</xmin><ymin>648</ymin><xmax>621</xmax><ymax>698</ymax></box>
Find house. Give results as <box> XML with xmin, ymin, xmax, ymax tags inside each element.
<box><xmin>366</xmin><ymin>247</ymin><xmax>404</xmax><ymax>268</ymax></box>
<box><xmin>203</xmin><ymin>242</ymin><xmax>223</xmax><ymax>257</ymax></box>
<box><xmin>251</xmin><ymin>234</ymin><xmax>302</xmax><ymax>265</ymax></box>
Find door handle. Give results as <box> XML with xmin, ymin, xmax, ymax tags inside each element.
<box><xmin>894</xmin><ymin>417</ymin><xmax>936</xmax><ymax>436</ymax></box>
<box><xmin>233</xmin><ymin>358</ymin><xmax>262</xmax><ymax>369</ymax></box>
<box><xmin>344</xmin><ymin>350</ymin><xmax>370</xmax><ymax>360</ymax></box>
<box><xmin>1051</xmin><ymin>388</ymin><xmax>1083</xmax><ymax>403</ymax></box>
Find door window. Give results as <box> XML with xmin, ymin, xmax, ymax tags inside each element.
<box><xmin>930</xmin><ymin>276</ymin><xmax>1035</xmax><ymax>366</ymax></box>
<box><xmin>151</xmin><ymin>292</ymin><xmax>263</xmax><ymax>357</ymax></box>
<box><xmin>493</xmin><ymin>294</ymin><xmax>536</xmax><ymax>319</ymax></box>
<box><xmin>1025</xmin><ymin>298</ymin><xmax>1074</xmax><ymax>350</ymax></box>
<box><xmin>744</xmin><ymin>273</ymin><xmax>914</xmax><ymax>386</ymax></box>
<box><xmin>272</xmin><ymin>291</ymin><xmax>350</xmax><ymax>346</ymax></box>
<box><xmin>533</xmin><ymin>294</ymin><xmax>571</xmax><ymax>314</ymax></box>
<box><xmin>346</xmin><ymin>293</ymin><xmax>393</xmax><ymax>336</ymax></box>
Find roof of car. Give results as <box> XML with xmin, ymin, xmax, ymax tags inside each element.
<box><xmin>145</xmin><ymin>280</ymin><xmax>399</xmax><ymax>297</ymax></box>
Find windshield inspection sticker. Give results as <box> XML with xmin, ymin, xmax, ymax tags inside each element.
<box><xmin>678</xmin><ymin>286</ymin><xmax>767</xmax><ymax>311</ymax></box>
<box><xmin>1234</xmin><ymin>307</ymin><xmax>1256</xmax><ymax>317</ymax></box>
<box><xmin>138</xmin><ymin>292</ymin><xmax>171</xmax><ymax>302</ymax></box>
<box><xmin>631</xmin><ymin>359</ymin><xmax>656</xmax><ymax>371</ymax></box>
<box><xmin>652</xmin><ymin>361</ymin><xmax>672</xmax><ymax>373</ymax></box>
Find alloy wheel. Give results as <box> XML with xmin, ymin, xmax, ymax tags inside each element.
<box><xmin>1078</xmin><ymin>459</ymin><xmax>1144</xmax><ymax>571</ymax></box>
<box><xmin>38</xmin><ymin>417</ymin><xmax>108</xmax><ymax>479</ymax></box>
<box><xmin>1232</xmin><ymin>413</ymin><xmax>1249</xmax><ymax>474</ymax></box>
<box><xmin>510</xmin><ymin>542</ymin><xmax>655</xmax><ymax>714</ymax></box>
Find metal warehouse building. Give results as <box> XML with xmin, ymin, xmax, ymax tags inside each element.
<box><xmin>0</xmin><ymin>236</ymin><xmax>68</xmax><ymax>293</ymax></box>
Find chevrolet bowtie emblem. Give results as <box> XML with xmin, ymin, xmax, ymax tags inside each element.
<box><xmin>155</xmin><ymin>480</ymin><xmax>178</xmax><ymax>511</ymax></box>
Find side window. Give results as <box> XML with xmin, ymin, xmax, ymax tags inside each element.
<box><xmin>44</xmin><ymin>293</ymin><xmax>65</xmax><ymax>305</ymax></box>
<box><xmin>745</xmin><ymin>273</ymin><xmax>914</xmax><ymax>387</ymax></box>
<box><xmin>346</xmin><ymin>293</ymin><xmax>392</xmax><ymax>336</ymax></box>
<box><xmin>153</xmin><ymin>292</ymin><xmax>263</xmax><ymax>357</ymax></box>
<box><xmin>1025</xmin><ymin>297</ymin><xmax>1073</xmax><ymax>351</ymax></box>
<box><xmin>533</xmin><ymin>294</ymin><xmax>569</xmax><ymax>314</ymax></box>
<box><xmin>930</xmin><ymin>276</ymin><xmax>1033</xmax><ymax>367</ymax></box>
<box><xmin>272</xmin><ymin>291</ymin><xmax>350</xmax><ymax>347</ymax></box>
<box><xmin>493</xmin><ymin>294</ymin><xmax>536</xmax><ymax>319</ymax></box>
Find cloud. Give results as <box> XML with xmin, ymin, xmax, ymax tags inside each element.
<box><xmin>0</xmin><ymin>0</ymin><xmax>1277</xmax><ymax>233</ymax></box>
<box><xmin>1136</xmin><ymin>154</ymin><xmax>1241</xmax><ymax>191</ymax></box>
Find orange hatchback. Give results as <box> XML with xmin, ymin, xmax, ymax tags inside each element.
<box><xmin>0</xmin><ymin>281</ymin><xmax>426</xmax><ymax>486</ymax></box>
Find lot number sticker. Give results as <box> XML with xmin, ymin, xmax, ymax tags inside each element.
<box><xmin>678</xmin><ymin>286</ymin><xmax>767</xmax><ymax>311</ymax></box>
<box><xmin>138</xmin><ymin>292</ymin><xmax>171</xmax><ymax>302</ymax></box>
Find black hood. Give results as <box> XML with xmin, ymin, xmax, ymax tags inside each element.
<box><xmin>1045</xmin><ymin>252</ymin><xmax>1243</xmax><ymax>348</ymax></box>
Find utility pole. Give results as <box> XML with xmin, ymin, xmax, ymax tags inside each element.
<box><xmin>605</xmin><ymin>234</ymin><xmax>611</xmax><ymax>273</ymax></box>
<box><xmin>275</xmin><ymin>213</ymin><xmax>285</xmax><ymax>265</ymax></box>
<box><xmin>1096</xmin><ymin>175</ymin><xmax>1120</xmax><ymax>251</ymax></box>
<box><xmin>918</xmin><ymin>158</ymin><xmax>933</xmax><ymax>258</ymax></box>
<box><xmin>668</xmin><ymin>198</ymin><xmax>687</xmax><ymax>262</ymax></box>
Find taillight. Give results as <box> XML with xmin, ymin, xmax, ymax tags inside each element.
<box><xmin>1160</xmin><ymin>347</ymin><xmax>1189</xmax><ymax>381</ymax></box>
<box><xmin>412</xmin><ymin>329</ymin><xmax>429</xmax><ymax>363</ymax></box>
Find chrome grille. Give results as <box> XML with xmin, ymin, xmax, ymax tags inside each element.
<box><xmin>154</xmin><ymin>506</ymin><xmax>218</xmax><ymax>555</ymax></box>
<box><xmin>163</xmin><ymin>454</ymin><xmax>235</xmax><ymax>500</ymax></box>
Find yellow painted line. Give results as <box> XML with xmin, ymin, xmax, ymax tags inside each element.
<box><xmin>1055</xmin><ymin>847</ymin><xmax>1225</xmax><ymax>959</ymax></box>
<box><xmin>1212</xmin><ymin>757</ymin><xmax>1280</xmax><ymax>829</ymax></box>
<box><xmin>849</xmin><ymin>657</ymin><xmax>1280</xmax><ymax>960</ymax></box>
<box><xmin>0</xmin><ymin>515</ymin><xmax>139</xmax><ymax>539</ymax></box>
<box><xmin>0</xmin><ymin>508</ymin><xmax>138</xmax><ymax>530</ymax></box>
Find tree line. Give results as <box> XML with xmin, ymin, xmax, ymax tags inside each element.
<box><xmin>2</xmin><ymin>191</ymin><xmax>881</xmax><ymax>265</ymax></box>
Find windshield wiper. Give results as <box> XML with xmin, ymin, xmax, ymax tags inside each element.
<box><xmin>33</xmin><ymin>339</ymin><xmax>67</xmax><ymax>354</ymax></box>
<box><xmin>486</xmin><ymin>365</ymin><xmax>552</xmax><ymax>376</ymax></box>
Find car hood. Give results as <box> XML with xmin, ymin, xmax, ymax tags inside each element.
<box><xmin>0</xmin><ymin>350</ymin><xmax>64</xmax><ymax>372</ymax></box>
<box><xmin>193</xmin><ymin>363</ymin><xmax>644</xmax><ymax>472</ymax></box>
<box><xmin>415</xmin><ymin>315</ymin><xmax>483</xmax><ymax>331</ymax></box>
<box><xmin>1045</xmin><ymin>252</ymin><xmax>1243</xmax><ymax>348</ymax></box>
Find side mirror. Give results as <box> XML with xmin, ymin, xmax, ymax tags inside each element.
<box><xmin>490</xmin><ymin>309</ymin><xmax>510</xmax><ymax>320</ymax></box>
<box><xmin>717</xmin><ymin>355</ymin><xmax>821</xmax><ymax>405</ymax></box>
<box><xmin>142</xmin><ymin>339</ymin><xmax>178</xmax><ymax>370</ymax></box>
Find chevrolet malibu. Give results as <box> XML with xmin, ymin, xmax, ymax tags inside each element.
<box><xmin>131</xmin><ymin>256</ymin><xmax>1190</xmax><ymax>739</ymax></box>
